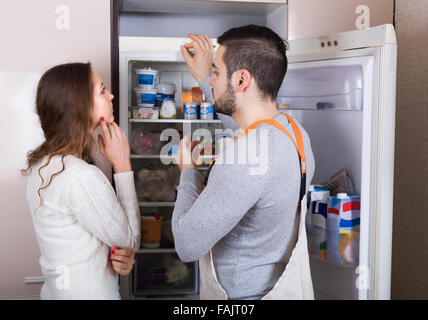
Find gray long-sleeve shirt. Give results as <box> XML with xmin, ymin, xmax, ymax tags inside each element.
<box><xmin>172</xmin><ymin>78</ymin><xmax>315</xmax><ymax>300</ymax></box>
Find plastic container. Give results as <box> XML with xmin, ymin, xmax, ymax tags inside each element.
<box><xmin>191</xmin><ymin>87</ymin><xmax>203</xmax><ymax>103</ymax></box>
<box><xmin>131</xmin><ymin>130</ymin><xmax>162</xmax><ymax>155</ymax></box>
<box><xmin>155</xmin><ymin>83</ymin><xmax>176</xmax><ymax>107</ymax></box>
<box><xmin>132</xmin><ymin>106</ymin><xmax>159</xmax><ymax>119</ymax></box>
<box><xmin>141</xmin><ymin>212</ymin><xmax>163</xmax><ymax>248</ymax></box>
<box><xmin>184</xmin><ymin>102</ymin><xmax>198</xmax><ymax>120</ymax></box>
<box><xmin>133</xmin><ymin>252</ymin><xmax>199</xmax><ymax>296</ymax></box>
<box><xmin>135</xmin><ymin>168</ymin><xmax>177</xmax><ymax>202</ymax></box>
<box><xmin>135</xmin><ymin>68</ymin><xmax>158</xmax><ymax>86</ymax></box>
<box><xmin>135</xmin><ymin>86</ymin><xmax>157</xmax><ymax>107</ymax></box>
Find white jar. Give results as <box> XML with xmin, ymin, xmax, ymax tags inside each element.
<box><xmin>159</xmin><ymin>100</ymin><xmax>177</xmax><ymax>119</ymax></box>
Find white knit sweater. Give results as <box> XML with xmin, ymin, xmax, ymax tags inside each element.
<box><xmin>26</xmin><ymin>155</ymin><xmax>140</xmax><ymax>300</ymax></box>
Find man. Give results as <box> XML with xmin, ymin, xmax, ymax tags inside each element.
<box><xmin>173</xmin><ymin>25</ymin><xmax>315</xmax><ymax>300</ymax></box>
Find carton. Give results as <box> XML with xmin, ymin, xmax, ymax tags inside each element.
<box><xmin>326</xmin><ymin>193</ymin><xmax>360</xmax><ymax>265</ymax></box>
<box><xmin>308</xmin><ymin>187</ymin><xmax>330</xmax><ymax>260</ymax></box>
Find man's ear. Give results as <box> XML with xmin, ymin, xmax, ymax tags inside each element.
<box><xmin>236</xmin><ymin>69</ymin><xmax>251</xmax><ymax>92</ymax></box>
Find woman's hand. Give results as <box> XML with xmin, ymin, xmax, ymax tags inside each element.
<box><xmin>181</xmin><ymin>34</ymin><xmax>213</xmax><ymax>83</ymax></box>
<box><xmin>110</xmin><ymin>246</ymin><xmax>135</xmax><ymax>276</ymax></box>
<box><xmin>97</xmin><ymin>118</ymin><xmax>132</xmax><ymax>173</ymax></box>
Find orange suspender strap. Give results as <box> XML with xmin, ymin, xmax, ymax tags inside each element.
<box><xmin>235</xmin><ymin>114</ymin><xmax>306</xmax><ymax>175</ymax></box>
<box><xmin>266</xmin><ymin>113</ymin><xmax>307</xmax><ymax>201</ymax></box>
<box><xmin>204</xmin><ymin>113</ymin><xmax>307</xmax><ymax>200</ymax></box>
<box><xmin>280</xmin><ymin>112</ymin><xmax>307</xmax><ymax>176</ymax></box>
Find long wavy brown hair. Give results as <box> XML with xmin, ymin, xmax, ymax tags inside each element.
<box><xmin>21</xmin><ymin>62</ymin><xmax>96</xmax><ymax>204</ymax></box>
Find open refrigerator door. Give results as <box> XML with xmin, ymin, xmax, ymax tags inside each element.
<box><xmin>277</xmin><ymin>24</ymin><xmax>396</xmax><ymax>300</ymax></box>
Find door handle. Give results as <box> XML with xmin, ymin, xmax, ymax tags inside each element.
<box><xmin>24</xmin><ymin>276</ymin><xmax>44</xmax><ymax>284</ymax></box>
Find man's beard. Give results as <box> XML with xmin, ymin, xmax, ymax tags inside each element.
<box><xmin>213</xmin><ymin>81</ymin><xmax>237</xmax><ymax>116</ymax></box>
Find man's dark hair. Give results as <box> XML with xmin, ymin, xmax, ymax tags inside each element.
<box><xmin>217</xmin><ymin>25</ymin><xmax>287</xmax><ymax>102</ymax></box>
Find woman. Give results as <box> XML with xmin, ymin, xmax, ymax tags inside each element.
<box><xmin>22</xmin><ymin>62</ymin><xmax>140</xmax><ymax>299</ymax></box>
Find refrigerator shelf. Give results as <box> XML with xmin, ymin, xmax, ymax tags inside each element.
<box><xmin>131</xmin><ymin>154</ymin><xmax>215</xmax><ymax>159</ymax></box>
<box><xmin>136</xmin><ymin>248</ymin><xmax>176</xmax><ymax>254</ymax></box>
<box><xmin>139</xmin><ymin>202</ymin><xmax>175</xmax><ymax>207</ymax></box>
<box><xmin>129</xmin><ymin>119</ymin><xmax>222</xmax><ymax>124</ymax></box>
<box><xmin>131</xmin><ymin>154</ymin><xmax>174</xmax><ymax>159</ymax></box>
<box><xmin>309</xmin><ymin>255</ymin><xmax>356</xmax><ymax>268</ymax></box>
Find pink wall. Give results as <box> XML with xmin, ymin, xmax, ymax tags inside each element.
<box><xmin>0</xmin><ymin>0</ymin><xmax>111</xmax><ymax>299</ymax></box>
<box><xmin>288</xmin><ymin>0</ymin><xmax>394</xmax><ymax>39</ymax></box>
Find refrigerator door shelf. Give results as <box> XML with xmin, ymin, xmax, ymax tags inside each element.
<box><xmin>277</xmin><ymin>60</ymin><xmax>367</xmax><ymax>111</ymax></box>
<box><xmin>129</xmin><ymin>119</ymin><xmax>222</xmax><ymax>124</ymax></box>
<box><xmin>309</xmin><ymin>255</ymin><xmax>356</xmax><ymax>268</ymax></box>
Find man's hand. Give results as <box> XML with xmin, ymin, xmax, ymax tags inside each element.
<box><xmin>175</xmin><ymin>135</ymin><xmax>198</xmax><ymax>171</ymax></box>
<box><xmin>109</xmin><ymin>246</ymin><xmax>135</xmax><ymax>276</ymax></box>
<box><xmin>181</xmin><ymin>34</ymin><xmax>213</xmax><ymax>83</ymax></box>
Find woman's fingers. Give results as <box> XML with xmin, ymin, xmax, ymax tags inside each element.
<box><xmin>110</xmin><ymin>247</ymin><xmax>135</xmax><ymax>275</ymax></box>
<box><xmin>108</xmin><ymin>121</ymin><xmax>119</xmax><ymax>139</ymax></box>
<box><xmin>116</xmin><ymin>248</ymin><xmax>135</xmax><ymax>257</ymax></box>
<box><xmin>99</xmin><ymin>118</ymin><xmax>112</xmax><ymax>142</ymax></box>
<box><xmin>111</xmin><ymin>248</ymin><xmax>135</xmax><ymax>260</ymax></box>
<box><xmin>111</xmin><ymin>254</ymin><xmax>134</xmax><ymax>264</ymax></box>
<box><xmin>97</xmin><ymin>134</ymin><xmax>106</xmax><ymax>156</ymax></box>
<box><xmin>112</xmin><ymin>121</ymin><xmax>127</xmax><ymax>141</ymax></box>
<box><xmin>111</xmin><ymin>260</ymin><xmax>132</xmax><ymax>275</ymax></box>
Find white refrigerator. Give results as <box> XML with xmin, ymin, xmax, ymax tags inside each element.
<box><xmin>118</xmin><ymin>24</ymin><xmax>397</xmax><ymax>300</ymax></box>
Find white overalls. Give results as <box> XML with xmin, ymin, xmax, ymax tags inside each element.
<box><xmin>199</xmin><ymin>113</ymin><xmax>314</xmax><ymax>300</ymax></box>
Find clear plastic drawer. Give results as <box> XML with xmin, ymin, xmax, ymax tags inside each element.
<box><xmin>133</xmin><ymin>252</ymin><xmax>199</xmax><ymax>296</ymax></box>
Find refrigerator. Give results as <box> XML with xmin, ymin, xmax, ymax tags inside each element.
<box><xmin>118</xmin><ymin>24</ymin><xmax>397</xmax><ymax>300</ymax></box>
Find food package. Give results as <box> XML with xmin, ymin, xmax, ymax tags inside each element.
<box><xmin>161</xmin><ymin>219</ymin><xmax>174</xmax><ymax>247</ymax></box>
<box><xmin>131</xmin><ymin>129</ymin><xmax>162</xmax><ymax>155</ymax></box>
<box><xmin>166</xmin><ymin>260</ymin><xmax>189</xmax><ymax>287</ymax></box>
<box><xmin>307</xmin><ymin>186</ymin><xmax>330</xmax><ymax>260</ymax></box>
<box><xmin>326</xmin><ymin>193</ymin><xmax>360</xmax><ymax>266</ymax></box>
<box><xmin>322</xmin><ymin>168</ymin><xmax>356</xmax><ymax>196</ymax></box>
<box><xmin>136</xmin><ymin>167</ymin><xmax>177</xmax><ymax>202</ymax></box>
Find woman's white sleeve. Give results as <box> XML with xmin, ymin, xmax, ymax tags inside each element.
<box><xmin>67</xmin><ymin>165</ymin><xmax>140</xmax><ymax>251</ymax></box>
